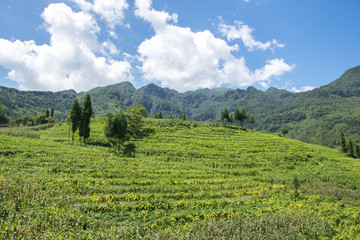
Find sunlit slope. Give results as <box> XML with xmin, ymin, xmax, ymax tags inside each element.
<box><xmin>1</xmin><ymin>119</ymin><xmax>359</xmax><ymax>238</ymax></box>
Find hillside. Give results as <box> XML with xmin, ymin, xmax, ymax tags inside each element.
<box><xmin>1</xmin><ymin>65</ymin><xmax>360</xmax><ymax>147</ymax></box>
<box><xmin>0</xmin><ymin>119</ymin><xmax>359</xmax><ymax>238</ymax></box>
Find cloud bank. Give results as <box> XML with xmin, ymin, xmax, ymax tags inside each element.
<box><xmin>0</xmin><ymin>2</ymin><xmax>132</xmax><ymax>91</ymax></box>
<box><xmin>135</xmin><ymin>0</ymin><xmax>294</xmax><ymax>92</ymax></box>
<box><xmin>0</xmin><ymin>0</ymin><xmax>294</xmax><ymax>92</ymax></box>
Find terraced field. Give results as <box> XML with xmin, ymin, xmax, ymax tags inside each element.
<box><xmin>1</xmin><ymin>119</ymin><xmax>359</xmax><ymax>239</ymax></box>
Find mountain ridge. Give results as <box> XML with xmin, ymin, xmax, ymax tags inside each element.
<box><xmin>1</xmin><ymin>65</ymin><xmax>360</xmax><ymax>147</ymax></box>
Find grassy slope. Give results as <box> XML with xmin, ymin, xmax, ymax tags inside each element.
<box><xmin>1</xmin><ymin>119</ymin><xmax>359</xmax><ymax>239</ymax></box>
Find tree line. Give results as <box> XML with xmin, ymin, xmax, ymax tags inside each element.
<box><xmin>69</xmin><ymin>94</ymin><xmax>149</xmax><ymax>155</ymax></box>
<box><xmin>340</xmin><ymin>133</ymin><xmax>360</xmax><ymax>158</ymax></box>
<box><xmin>220</xmin><ymin>107</ymin><xmax>255</xmax><ymax>128</ymax></box>
<box><xmin>0</xmin><ymin>102</ymin><xmax>55</xmax><ymax>126</ymax></box>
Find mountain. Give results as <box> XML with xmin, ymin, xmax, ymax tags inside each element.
<box><xmin>1</xmin><ymin>65</ymin><xmax>360</xmax><ymax>147</ymax></box>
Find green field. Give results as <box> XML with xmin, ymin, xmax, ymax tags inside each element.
<box><xmin>1</xmin><ymin>119</ymin><xmax>360</xmax><ymax>239</ymax></box>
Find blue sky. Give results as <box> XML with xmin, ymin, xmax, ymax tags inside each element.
<box><xmin>0</xmin><ymin>0</ymin><xmax>359</xmax><ymax>93</ymax></box>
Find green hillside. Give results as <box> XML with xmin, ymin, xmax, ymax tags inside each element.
<box><xmin>1</xmin><ymin>65</ymin><xmax>360</xmax><ymax>147</ymax></box>
<box><xmin>1</xmin><ymin>119</ymin><xmax>359</xmax><ymax>238</ymax></box>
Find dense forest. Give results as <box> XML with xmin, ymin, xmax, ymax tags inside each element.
<box><xmin>1</xmin><ymin>65</ymin><xmax>360</xmax><ymax>147</ymax></box>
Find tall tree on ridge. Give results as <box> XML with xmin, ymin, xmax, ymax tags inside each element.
<box><xmin>70</xmin><ymin>98</ymin><xmax>81</xmax><ymax>141</ymax></box>
<box><xmin>79</xmin><ymin>94</ymin><xmax>93</xmax><ymax>143</ymax></box>
<box><xmin>220</xmin><ymin>108</ymin><xmax>230</xmax><ymax>126</ymax></box>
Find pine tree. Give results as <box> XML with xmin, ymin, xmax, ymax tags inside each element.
<box><xmin>220</xmin><ymin>108</ymin><xmax>230</xmax><ymax>126</ymax></box>
<box><xmin>50</xmin><ymin>108</ymin><xmax>54</xmax><ymax>118</ymax></box>
<box><xmin>340</xmin><ymin>133</ymin><xmax>347</xmax><ymax>153</ymax></box>
<box><xmin>79</xmin><ymin>94</ymin><xmax>93</xmax><ymax>143</ymax></box>
<box><xmin>179</xmin><ymin>113</ymin><xmax>186</xmax><ymax>121</ymax></box>
<box><xmin>156</xmin><ymin>111</ymin><xmax>163</xmax><ymax>119</ymax></box>
<box><xmin>355</xmin><ymin>145</ymin><xmax>360</xmax><ymax>158</ymax></box>
<box><xmin>70</xmin><ymin>98</ymin><xmax>81</xmax><ymax>141</ymax></box>
<box><xmin>0</xmin><ymin>102</ymin><xmax>9</xmax><ymax>124</ymax></box>
<box><xmin>234</xmin><ymin>107</ymin><xmax>247</xmax><ymax>126</ymax></box>
<box><xmin>348</xmin><ymin>140</ymin><xmax>354</xmax><ymax>157</ymax></box>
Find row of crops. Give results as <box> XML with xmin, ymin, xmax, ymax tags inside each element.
<box><xmin>1</xmin><ymin>119</ymin><xmax>359</xmax><ymax>238</ymax></box>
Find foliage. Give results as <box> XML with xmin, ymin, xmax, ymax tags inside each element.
<box><xmin>154</xmin><ymin>111</ymin><xmax>163</xmax><ymax>119</ymax></box>
<box><xmin>104</xmin><ymin>110</ymin><xmax>128</xmax><ymax>152</ymax></box>
<box><xmin>234</xmin><ymin>107</ymin><xmax>247</xmax><ymax>126</ymax></box>
<box><xmin>79</xmin><ymin>94</ymin><xmax>93</xmax><ymax>143</ymax></box>
<box><xmin>125</xmin><ymin>104</ymin><xmax>149</xmax><ymax>138</ymax></box>
<box><xmin>0</xmin><ymin>102</ymin><xmax>9</xmax><ymax>124</ymax></box>
<box><xmin>1</xmin><ymin>118</ymin><xmax>359</xmax><ymax>238</ymax></box>
<box><xmin>341</xmin><ymin>133</ymin><xmax>347</xmax><ymax>153</ymax></box>
<box><xmin>249</xmin><ymin>115</ymin><xmax>255</xmax><ymax>128</ymax></box>
<box><xmin>13</xmin><ymin>112</ymin><xmax>53</xmax><ymax>127</ymax></box>
<box><xmin>70</xmin><ymin>98</ymin><xmax>81</xmax><ymax>141</ymax></box>
<box><xmin>2</xmin><ymin>65</ymin><xmax>360</xmax><ymax>148</ymax></box>
<box><xmin>348</xmin><ymin>140</ymin><xmax>354</xmax><ymax>157</ymax></box>
<box><xmin>281</xmin><ymin>127</ymin><xmax>289</xmax><ymax>137</ymax></box>
<box><xmin>220</xmin><ymin>108</ymin><xmax>230</xmax><ymax>125</ymax></box>
<box><xmin>179</xmin><ymin>113</ymin><xmax>186</xmax><ymax>121</ymax></box>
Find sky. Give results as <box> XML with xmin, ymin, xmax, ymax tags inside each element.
<box><xmin>0</xmin><ymin>0</ymin><xmax>359</xmax><ymax>93</ymax></box>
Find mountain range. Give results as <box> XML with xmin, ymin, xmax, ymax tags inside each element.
<box><xmin>1</xmin><ymin>65</ymin><xmax>360</xmax><ymax>147</ymax></box>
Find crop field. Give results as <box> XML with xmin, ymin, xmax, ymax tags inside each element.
<box><xmin>1</xmin><ymin>119</ymin><xmax>360</xmax><ymax>239</ymax></box>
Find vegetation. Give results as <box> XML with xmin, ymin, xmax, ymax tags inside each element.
<box><xmin>0</xmin><ymin>102</ymin><xmax>9</xmax><ymax>124</ymax></box>
<box><xmin>179</xmin><ymin>113</ymin><xmax>186</xmax><ymax>121</ymax></box>
<box><xmin>0</xmin><ymin>118</ymin><xmax>359</xmax><ymax>238</ymax></box>
<box><xmin>104</xmin><ymin>109</ymin><xmax>128</xmax><ymax>152</ymax></box>
<box><xmin>1</xmin><ymin>65</ymin><xmax>360</xmax><ymax>148</ymax></box>
<box><xmin>220</xmin><ymin>108</ymin><xmax>230</xmax><ymax>125</ymax></box>
<box><xmin>125</xmin><ymin>104</ymin><xmax>149</xmax><ymax>138</ymax></box>
<box><xmin>79</xmin><ymin>94</ymin><xmax>93</xmax><ymax>143</ymax></box>
<box><xmin>234</xmin><ymin>107</ymin><xmax>247</xmax><ymax>126</ymax></box>
<box><xmin>281</xmin><ymin>127</ymin><xmax>289</xmax><ymax>137</ymax></box>
<box><xmin>70</xmin><ymin>98</ymin><xmax>81</xmax><ymax>141</ymax></box>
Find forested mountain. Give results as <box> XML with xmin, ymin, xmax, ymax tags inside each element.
<box><xmin>1</xmin><ymin>65</ymin><xmax>360</xmax><ymax>147</ymax></box>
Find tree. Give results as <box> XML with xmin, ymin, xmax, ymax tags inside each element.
<box><xmin>348</xmin><ymin>140</ymin><xmax>354</xmax><ymax>157</ymax></box>
<box><xmin>125</xmin><ymin>104</ymin><xmax>149</xmax><ymax>138</ymax></box>
<box><xmin>70</xmin><ymin>98</ymin><xmax>81</xmax><ymax>141</ymax></box>
<box><xmin>293</xmin><ymin>176</ymin><xmax>300</xmax><ymax>200</ymax></box>
<box><xmin>355</xmin><ymin>145</ymin><xmax>360</xmax><ymax>158</ymax></box>
<box><xmin>50</xmin><ymin>108</ymin><xmax>55</xmax><ymax>118</ymax></box>
<box><xmin>234</xmin><ymin>107</ymin><xmax>247</xmax><ymax>126</ymax></box>
<box><xmin>79</xmin><ymin>94</ymin><xmax>93</xmax><ymax>143</ymax></box>
<box><xmin>104</xmin><ymin>110</ymin><xmax>128</xmax><ymax>152</ymax></box>
<box><xmin>249</xmin><ymin>115</ymin><xmax>255</xmax><ymax>129</ymax></box>
<box><xmin>35</xmin><ymin>112</ymin><xmax>48</xmax><ymax>125</ymax></box>
<box><xmin>0</xmin><ymin>102</ymin><xmax>9</xmax><ymax>124</ymax></box>
<box><xmin>46</xmin><ymin>109</ymin><xmax>50</xmax><ymax>118</ymax></box>
<box><xmin>155</xmin><ymin>111</ymin><xmax>163</xmax><ymax>119</ymax></box>
<box><xmin>340</xmin><ymin>133</ymin><xmax>347</xmax><ymax>153</ymax></box>
<box><xmin>281</xmin><ymin>127</ymin><xmax>289</xmax><ymax>137</ymax></box>
<box><xmin>234</xmin><ymin>108</ymin><xmax>241</xmax><ymax>125</ymax></box>
<box><xmin>179</xmin><ymin>113</ymin><xmax>186</xmax><ymax>121</ymax></box>
<box><xmin>220</xmin><ymin>108</ymin><xmax>230</xmax><ymax>126</ymax></box>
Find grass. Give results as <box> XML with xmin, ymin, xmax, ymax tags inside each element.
<box><xmin>1</xmin><ymin>118</ymin><xmax>360</xmax><ymax>239</ymax></box>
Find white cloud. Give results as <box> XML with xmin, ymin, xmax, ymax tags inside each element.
<box><xmin>291</xmin><ymin>86</ymin><xmax>315</xmax><ymax>93</ymax></box>
<box><xmin>135</xmin><ymin>0</ymin><xmax>178</xmax><ymax>31</ymax></box>
<box><xmin>135</xmin><ymin>0</ymin><xmax>294</xmax><ymax>92</ymax></box>
<box><xmin>219</xmin><ymin>21</ymin><xmax>284</xmax><ymax>51</ymax></box>
<box><xmin>0</xmin><ymin>3</ymin><xmax>132</xmax><ymax>92</ymax></box>
<box><xmin>73</xmin><ymin>0</ymin><xmax>129</xmax><ymax>29</ymax></box>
